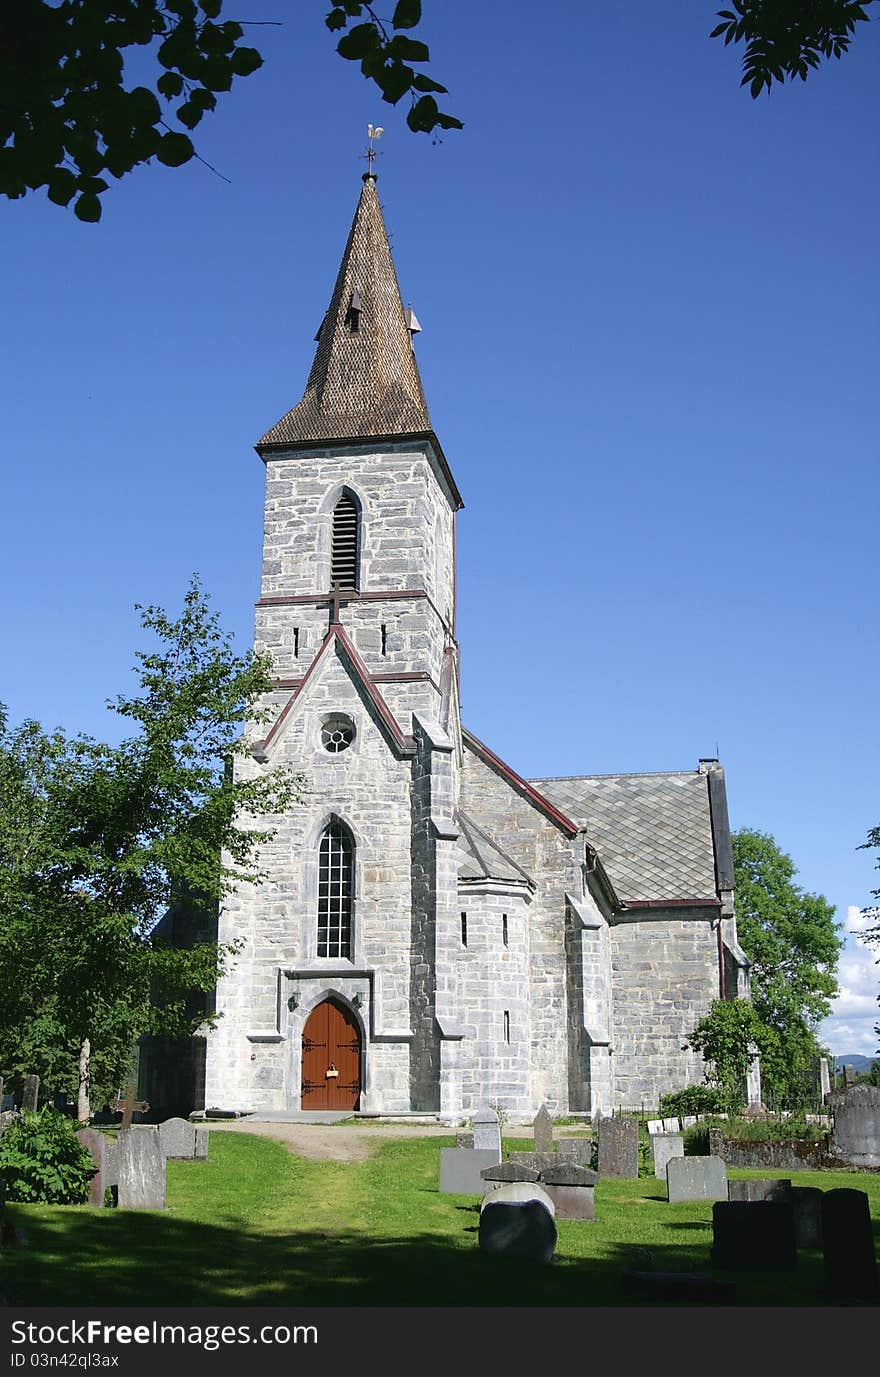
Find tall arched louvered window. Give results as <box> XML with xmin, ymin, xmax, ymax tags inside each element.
<box><xmin>331</xmin><ymin>491</ymin><xmax>360</xmax><ymax>589</ymax></box>
<box><xmin>317</xmin><ymin>819</ymin><xmax>354</xmax><ymax>958</ymax></box>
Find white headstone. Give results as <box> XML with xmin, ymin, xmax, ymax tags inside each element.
<box><xmin>473</xmin><ymin>1105</ymin><xmax>502</xmax><ymax>1156</ymax></box>
<box><xmin>647</xmin><ymin>1119</ymin><xmax>664</xmax><ymax>1136</ymax></box>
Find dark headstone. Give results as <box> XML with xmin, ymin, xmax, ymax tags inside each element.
<box><xmin>821</xmin><ymin>1189</ymin><xmax>879</xmax><ymax>1302</ymax></box>
<box><xmin>478</xmin><ymin>1183</ymin><xmax>557</xmax><ymax>1262</ymax></box>
<box><xmin>116</xmin><ymin>1128</ymin><xmax>166</xmax><ymax>1210</ymax></box>
<box><xmin>205</xmin><ymin>1107</ymin><xmax>237</xmax><ymax>1119</ymax></box>
<box><xmin>711</xmin><ymin>1201</ymin><xmax>797</xmax><ymax>1271</ymax></box>
<box><xmin>481</xmin><ymin>1162</ymin><xmax>541</xmax><ymax>1184</ymax></box>
<box><xmin>727</xmin><ymin>1178</ymin><xmax>792</xmax><ymax>1203</ymax></box>
<box><xmin>843</xmin><ymin>1064</ymin><xmax>857</xmax><ymax>1088</ymax></box>
<box><xmin>597</xmin><ymin>1116</ymin><xmax>638</xmax><ymax>1178</ymax></box>
<box><xmin>621</xmin><ymin>1270</ymin><xmax>736</xmax><ymax>1304</ymax></box>
<box><xmin>75</xmin><ymin>1129</ymin><xmax>109</xmax><ymax>1207</ymax></box>
<box><xmin>791</xmin><ymin>1186</ymin><xmax>823</xmax><ymax>1250</ymax></box>
<box><xmin>533</xmin><ymin>1105</ymin><xmax>553</xmax><ymax>1154</ymax></box>
<box><xmin>543</xmin><ymin>1182</ymin><xmax>596</xmax><ymax>1222</ymax></box>
<box><xmin>22</xmin><ymin>1076</ymin><xmax>39</xmax><ymax>1114</ymax></box>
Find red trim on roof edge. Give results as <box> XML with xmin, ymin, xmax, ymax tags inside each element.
<box><xmin>623</xmin><ymin>898</ymin><xmax>722</xmax><ymax>910</ymax></box>
<box><xmin>462</xmin><ymin>727</ymin><xmax>579</xmax><ymax>837</ymax></box>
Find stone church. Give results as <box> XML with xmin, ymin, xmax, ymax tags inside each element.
<box><xmin>184</xmin><ymin>169</ymin><xmax>751</xmax><ymax>1122</ymax></box>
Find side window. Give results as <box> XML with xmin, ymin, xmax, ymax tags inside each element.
<box><xmin>317</xmin><ymin>819</ymin><xmax>354</xmax><ymax>958</ymax></box>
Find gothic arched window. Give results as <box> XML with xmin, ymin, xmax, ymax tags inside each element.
<box><xmin>317</xmin><ymin>819</ymin><xmax>354</xmax><ymax>958</ymax></box>
<box><xmin>331</xmin><ymin>491</ymin><xmax>360</xmax><ymax>590</ymax></box>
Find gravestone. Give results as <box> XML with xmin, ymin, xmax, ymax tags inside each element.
<box><xmin>116</xmin><ymin>1128</ymin><xmax>166</xmax><ymax>1210</ymax></box>
<box><xmin>727</xmin><ymin>1178</ymin><xmax>792</xmax><ymax>1203</ymax></box>
<box><xmin>556</xmin><ymin>1138</ymin><xmax>594</xmax><ymax>1166</ymax></box>
<box><xmin>473</xmin><ymin>1106</ymin><xmax>502</xmax><ymax>1157</ymax></box>
<box><xmin>821</xmin><ymin>1189</ymin><xmax>879</xmax><ymax>1302</ymax></box>
<box><xmin>481</xmin><ymin>1162</ymin><xmax>541</xmax><ymax>1186</ymax></box>
<box><xmin>682</xmin><ymin>1116</ymin><xmax>698</xmax><ymax>1129</ymax></box>
<box><xmin>76</xmin><ymin>1129</ymin><xmax>110</xmax><ymax>1208</ymax></box>
<box><xmin>790</xmin><ymin>1187</ymin><xmax>823</xmax><ymax>1250</ymax></box>
<box><xmin>646</xmin><ymin>1119</ymin><xmax>664</xmax><ymax>1136</ymax></box>
<box><xmin>455</xmin><ymin>1132</ymin><xmax>474</xmax><ymax>1149</ymax></box>
<box><xmin>540</xmin><ymin>1163</ymin><xmax>598</xmax><ymax>1221</ymax></box>
<box><xmin>829</xmin><ymin>1085</ymin><xmax>880</xmax><ymax>1167</ymax></box>
<box><xmin>158</xmin><ymin>1117</ymin><xmax>209</xmax><ymax>1160</ymax></box>
<box><xmin>662</xmin><ymin>1117</ymin><xmax>680</xmax><ymax>1133</ymax></box>
<box><xmin>842</xmin><ymin>1064</ymin><xmax>856</xmax><ymax>1088</ymax></box>
<box><xmin>597</xmin><ymin>1116</ymin><xmax>638</xmax><ymax>1179</ymax></box>
<box><xmin>439</xmin><ymin>1148</ymin><xmax>501</xmax><ymax>1195</ymax></box>
<box><xmin>666</xmin><ymin>1155</ymin><xmax>727</xmax><ymax>1204</ymax></box>
<box><xmin>532</xmin><ymin>1105</ymin><xmax>553</xmax><ymax>1154</ymax></box>
<box><xmin>711</xmin><ymin>1201</ymin><xmax>797</xmax><ymax>1271</ymax></box>
<box><xmin>509</xmin><ymin>1150</ymin><xmax>560</xmax><ymax>1173</ymax></box>
<box><xmin>651</xmin><ymin>1133</ymin><xmax>684</xmax><ymax>1181</ymax></box>
<box><xmin>22</xmin><ymin>1076</ymin><xmax>39</xmax><ymax>1113</ymax></box>
<box><xmin>819</xmin><ymin>1057</ymin><xmax>831</xmax><ymax>1102</ymax></box>
<box><xmin>111</xmin><ymin>1084</ymin><xmax>149</xmax><ymax>1130</ymax></box>
<box><xmin>478</xmin><ymin>1183</ymin><xmax>556</xmax><ymax>1262</ymax></box>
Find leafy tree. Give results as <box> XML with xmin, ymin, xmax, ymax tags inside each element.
<box><xmin>1</xmin><ymin>0</ymin><xmax>459</xmax><ymax>221</ymax></box>
<box><xmin>732</xmin><ymin>827</ymin><xmax>841</xmax><ymax>1107</ymax></box>
<box><xmin>0</xmin><ymin>578</ymin><xmax>300</xmax><ymax>1118</ymax></box>
<box><xmin>685</xmin><ymin>997</ymin><xmax>766</xmax><ymax>1112</ymax></box>
<box><xmin>711</xmin><ymin>1</ymin><xmax>876</xmax><ymax>97</ymax></box>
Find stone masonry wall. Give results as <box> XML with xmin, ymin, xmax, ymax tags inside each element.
<box><xmin>459</xmin><ymin>744</ymin><xmax>579</xmax><ymax>1113</ymax></box>
<box><xmin>205</xmin><ymin>644</ymin><xmax>417</xmax><ymax>1112</ymax></box>
<box><xmin>609</xmin><ymin>917</ymin><xmax>718</xmax><ymax>1108</ymax></box>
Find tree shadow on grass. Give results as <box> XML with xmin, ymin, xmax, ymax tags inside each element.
<box><xmin>0</xmin><ymin>1209</ymin><xmax>838</xmax><ymax>1308</ymax></box>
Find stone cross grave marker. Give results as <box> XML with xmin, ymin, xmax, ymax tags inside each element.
<box><xmin>533</xmin><ymin>1105</ymin><xmax>553</xmax><ymax>1154</ymax></box>
<box><xmin>111</xmin><ymin>1083</ymin><xmax>149</xmax><ymax>1130</ymax></box>
<box><xmin>22</xmin><ymin>1075</ymin><xmax>40</xmax><ymax>1113</ymax></box>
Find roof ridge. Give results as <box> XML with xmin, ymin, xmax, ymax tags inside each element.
<box><xmin>531</xmin><ymin>770</ymin><xmax>699</xmax><ymax>781</ymax></box>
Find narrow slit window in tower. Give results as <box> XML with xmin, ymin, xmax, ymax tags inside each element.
<box><xmin>503</xmin><ymin>1011</ymin><xmax>510</xmax><ymax>1044</ymax></box>
<box><xmin>381</xmin><ymin>623</ymin><xmax>387</xmax><ymax>656</ymax></box>
<box><xmin>293</xmin><ymin>627</ymin><xmax>300</xmax><ymax>659</ymax></box>
<box><xmin>502</xmin><ymin>913</ymin><xmax>508</xmax><ymax>947</ymax></box>
<box><xmin>460</xmin><ymin>912</ymin><xmax>467</xmax><ymax>947</ymax></box>
<box><xmin>331</xmin><ymin>492</ymin><xmax>360</xmax><ymax>589</ymax></box>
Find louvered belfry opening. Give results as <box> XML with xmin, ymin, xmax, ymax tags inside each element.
<box><xmin>331</xmin><ymin>491</ymin><xmax>360</xmax><ymax>589</ymax></box>
<box><xmin>317</xmin><ymin>820</ymin><xmax>354</xmax><ymax>959</ymax></box>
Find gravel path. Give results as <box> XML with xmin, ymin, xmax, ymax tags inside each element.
<box><xmin>203</xmin><ymin>1119</ymin><xmax>454</xmax><ymax>1163</ymax></box>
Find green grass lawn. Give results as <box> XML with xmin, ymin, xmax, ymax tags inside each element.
<box><xmin>2</xmin><ymin>1133</ymin><xmax>878</xmax><ymax>1307</ymax></box>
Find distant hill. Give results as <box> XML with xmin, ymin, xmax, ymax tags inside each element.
<box><xmin>834</xmin><ymin>1054</ymin><xmax>878</xmax><ymax>1073</ymax></box>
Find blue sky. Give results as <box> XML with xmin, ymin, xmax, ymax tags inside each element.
<box><xmin>2</xmin><ymin>4</ymin><xmax>878</xmax><ymax>1056</ymax></box>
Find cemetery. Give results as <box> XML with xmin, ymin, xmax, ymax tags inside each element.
<box><xmin>1</xmin><ymin>1083</ymin><xmax>878</xmax><ymax>1307</ymax></box>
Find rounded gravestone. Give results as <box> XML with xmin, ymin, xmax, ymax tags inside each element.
<box><xmin>478</xmin><ymin>1183</ymin><xmax>557</xmax><ymax>1262</ymax></box>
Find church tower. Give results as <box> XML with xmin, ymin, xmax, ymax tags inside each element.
<box><xmin>203</xmin><ymin>170</ymin><xmax>466</xmax><ymax>1116</ymax></box>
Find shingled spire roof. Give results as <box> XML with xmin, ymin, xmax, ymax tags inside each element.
<box><xmin>257</xmin><ymin>173</ymin><xmax>434</xmax><ymax>451</ymax></box>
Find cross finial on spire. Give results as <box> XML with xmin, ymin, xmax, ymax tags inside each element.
<box><xmin>363</xmin><ymin>123</ymin><xmax>384</xmax><ymax>178</ymax></box>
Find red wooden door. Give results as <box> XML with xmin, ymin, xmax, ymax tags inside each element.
<box><xmin>300</xmin><ymin>999</ymin><xmax>361</xmax><ymax>1110</ymax></box>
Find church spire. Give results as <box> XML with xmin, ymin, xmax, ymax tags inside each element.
<box><xmin>257</xmin><ymin>172</ymin><xmax>432</xmax><ymax>450</ymax></box>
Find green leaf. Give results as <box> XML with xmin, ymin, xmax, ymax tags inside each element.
<box><xmin>156</xmin><ymin>132</ymin><xmax>194</xmax><ymax>167</ymax></box>
<box><xmin>157</xmin><ymin>72</ymin><xmax>185</xmax><ymax>99</ymax></box>
<box><xmin>46</xmin><ymin>169</ymin><xmax>78</xmax><ymax>207</ymax></box>
<box><xmin>387</xmin><ymin>36</ymin><xmax>429</xmax><ymax>62</ymax></box>
<box><xmin>406</xmin><ymin>94</ymin><xmax>439</xmax><ymax>132</ymax></box>
<box><xmin>337</xmin><ymin>23</ymin><xmax>381</xmax><ymax>60</ymax></box>
<box><xmin>412</xmin><ymin>73</ymin><xmax>447</xmax><ymax>93</ymax></box>
<box><xmin>377</xmin><ymin>61</ymin><xmax>414</xmax><ymax>105</ymax></box>
<box><xmin>73</xmin><ymin>192</ymin><xmax>102</xmax><ymax>223</ymax></box>
<box><xmin>200</xmin><ymin>0</ymin><xmax>222</xmax><ymax>16</ymax></box>
<box><xmin>326</xmin><ymin>7</ymin><xmax>348</xmax><ymax>31</ymax></box>
<box><xmin>230</xmin><ymin>46</ymin><xmax>263</xmax><ymax>77</ymax></box>
<box><xmin>176</xmin><ymin>101</ymin><xmax>203</xmax><ymax>130</ymax></box>
<box><xmin>392</xmin><ymin>0</ymin><xmax>422</xmax><ymax>28</ymax></box>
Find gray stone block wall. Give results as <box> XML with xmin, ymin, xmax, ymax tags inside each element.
<box><xmin>609</xmin><ymin>917</ymin><xmax>716</xmax><ymax>1106</ymax></box>
<box><xmin>460</xmin><ymin>744</ymin><xmax>578</xmax><ymax>1112</ymax></box>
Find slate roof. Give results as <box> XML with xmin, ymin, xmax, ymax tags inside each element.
<box><xmin>456</xmin><ymin>810</ymin><xmax>535</xmax><ymax>887</ymax></box>
<box><xmin>258</xmin><ymin>175</ymin><xmax>432</xmax><ymax>449</ymax></box>
<box><xmin>531</xmin><ymin>771</ymin><xmax>719</xmax><ymax>904</ymax></box>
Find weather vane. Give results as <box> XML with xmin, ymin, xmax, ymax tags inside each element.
<box><xmin>363</xmin><ymin>123</ymin><xmax>384</xmax><ymax>175</ymax></box>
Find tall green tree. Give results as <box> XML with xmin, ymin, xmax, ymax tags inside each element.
<box><xmin>0</xmin><ymin>578</ymin><xmax>300</xmax><ymax>1117</ymax></box>
<box><xmin>712</xmin><ymin>1</ymin><xmax>876</xmax><ymax>97</ymax></box>
<box><xmin>732</xmin><ymin>827</ymin><xmax>841</xmax><ymax>1106</ymax></box>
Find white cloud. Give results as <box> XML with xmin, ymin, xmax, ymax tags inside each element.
<box><xmin>817</xmin><ymin>911</ymin><xmax>879</xmax><ymax>1056</ymax></box>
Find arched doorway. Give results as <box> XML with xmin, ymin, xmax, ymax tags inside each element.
<box><xmin>300</xmin><ymin>998</ymin><xmax>361</xmax><ymax>1110</ymax></box>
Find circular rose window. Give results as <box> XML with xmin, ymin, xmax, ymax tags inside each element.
<box><xmin>321</xmin><ymin>714</ymin><xmax>355</xmax><ymax>754</ymax></box>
